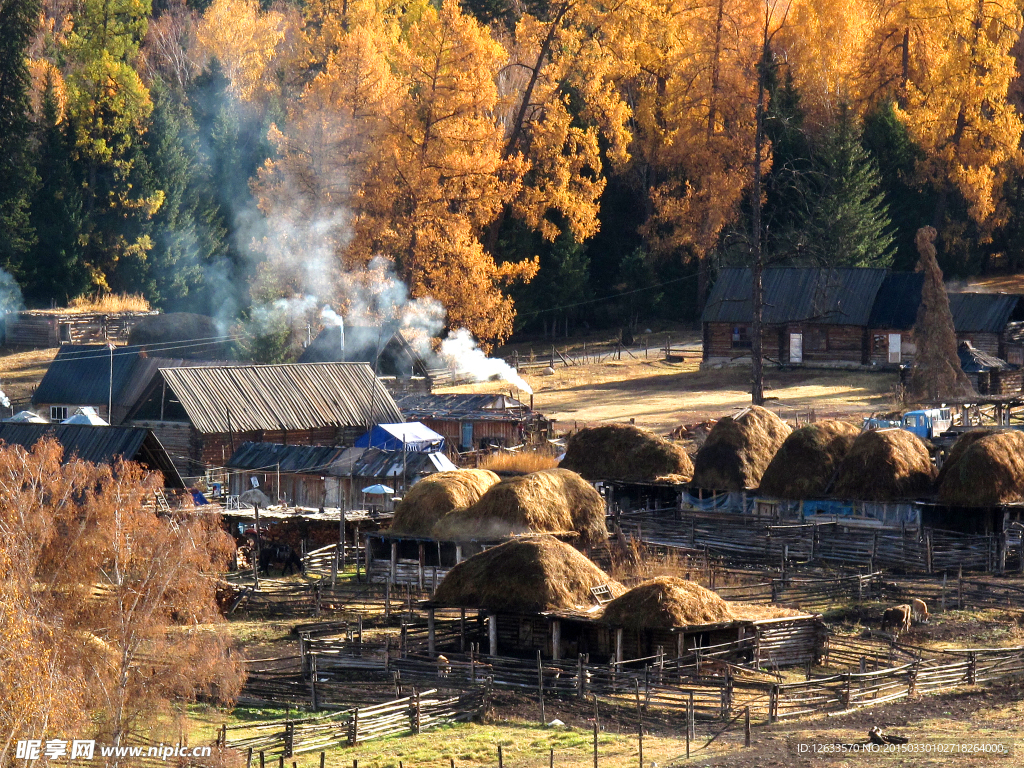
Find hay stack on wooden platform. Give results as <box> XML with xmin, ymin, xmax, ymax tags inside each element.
<box><xmin>601</xmin><ymin>577</ymin><xmax>732</xmax><ymax>629</ymax></box>
<box><xmin>431</xmin><ymin>536</ymin><xmax>623</xmax><ymax>613</ymax></box>
<box><xmin>831</xmin><ymin>429</ymin><xmax>935</xmax><ymax>501</ymax></box>
<box><xmin>432</xmin><ymin>468</ymin><xmax>607</xmax><ymax>546</ymax></box>
<box><xmin>691</xmin><ymin>406</ymin><xmax>792</xmax><ymax>490</ymax></box>
<box><xmin>939</xmin><ymin>430</ymin><xmax>1024</xmax><ymax>506</ymax></box>
<box><xmin>559</xmin><ymin>423</ymin><xmax>693</xmax><ymax>482</ymax></box>
<box><xmin>936</xmin><ymin>429</ymin><xmax>1000</xmax><ymax>486</ymax></box>
<box><xmin>758</xmin><ymin>420</ymin><xmax>861</xmax><ymax>499</ymax></box>
<box><xmin>390</xmin><ymin>470</ymin><xmax>500</xmax><ymax>536</ymax></box>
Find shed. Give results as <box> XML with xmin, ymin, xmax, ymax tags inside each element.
<box><xmin>125</xmin><ymin>362</ymin><xmax>403</xmax><ymax>479</ymax></box>
<box><xmin>396</xmin><ymin>393</ymin><xmax>553</xmax><ymax>451</ymax></box>
<box><xmin>4</xmin><ymin>308</ymin><xmax>158</xmax><ymax>347</ymax></box>
<box><xmin>0</xmin><ymin>422</ymin><xmax>183</xmax><ymax>488</ymax></box>
<box><xmin>701</xmin><ymin>268</ymin><xmax>888</xmax><ymax>365</ymax></box>
<box><xmin>949</xmin><ymin>293</ymin><xmax>1021</xmax><ymax>357</ymax></box>
<box><xmin>957</xmin><ymin>341</ymin><xmax>1021</xmax><ymax>395</ymax></box>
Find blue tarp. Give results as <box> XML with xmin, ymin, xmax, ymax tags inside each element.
<box><xmin>355</xmin><ymin>422</ymin><xmax>446</xmax><ymax>452</ymax></box>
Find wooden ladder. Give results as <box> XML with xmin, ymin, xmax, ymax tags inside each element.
<box><xmin>154</xmin><ymin>490</ymin><xmax>172</xmax><ymax>514</ymax></box>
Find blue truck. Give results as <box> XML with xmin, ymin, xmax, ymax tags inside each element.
<box><xmin>862</xmin><ymin>408</ymin><xmax>953</xmax><ymax>441</ymax></box>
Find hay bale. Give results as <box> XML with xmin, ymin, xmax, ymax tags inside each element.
<box><xmin>936</xmin><ymin>429</ymin><xmax>1001</xmax><ymax>486</ymax></box>
<box><xmin>939</xmin><ymin>431</ymin><xmax>1024</xmax><ymax>506</ymax></box>
<box><xmin>559</xmin><ymin>423</ymin><xmax>693</xmax><ymax>482</ymax></box>
<box><xmin>431</xmin><ymin>536</ymin><xmax>623</xmax><ymax>613</ymax></box>
<box><xmin>601</xmin><ymin>577</ymin><xmax>733</xmax><ymax>629</ymax></box>
<box><xmin>127</xmin><ymin>313</ymin><xmax>230</xmax><ymax>358</ymax></box>
<box><xmin>831</xmin><ymin>429</ymin><xmax>935</xmax><ymax>501</ymax></box>
<box><xmin>432</xmin><ymin>468</ymin><xmax>607</xmax><ymax>547</ymax></box>
<box><xmin>758</xmin><ymin>420</ymin><xmax>861</xmax><ymax>499</ymax></box>
<box><xmin>691</xmin><ymin>406</ymin><xmax>792</xmax><ymax>490</ymax></box>
<box><xmin>390</xmin><ymin>470</ymin><xmax>500</xmax><ymax>536</ymax></box>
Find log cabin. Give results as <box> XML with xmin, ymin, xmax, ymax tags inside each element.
<box><xmin>395</xmin><ymin>393</ymin><xmax>553</xmax><ymax>452</ymax></box>
<box><xmin>4</xmin><ymin>308</ymin><xmax>158</xmax><ymax>347</ymax></box>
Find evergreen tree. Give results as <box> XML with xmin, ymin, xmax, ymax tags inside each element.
<box><xmin>25</xmin><ymin>78</ymin><xmax>90</xmax><ymax>305</ymax></box>
<box><xmin>0</xmin><ymin>0</ymin><xmax>41</xmax><ymax>279</ymax></box>
<box><xmin>144</xmin><ymin>85</ymin><xmax>227</xmax><ymax>309</ymax></box>
<box><xmin>789</xmin><ymin>108</ymin><xmax>895</xmax><ymax>268</ymax></box>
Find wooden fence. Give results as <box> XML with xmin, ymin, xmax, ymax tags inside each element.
<box><xmin>619</xmin><ymin>510</ymin><xmax>1016</xmax><ymax>573</ymax></box>
<box><xmin>224</xmin><ymin>688</ymin><xmax>487</xmax><ymax>756</ymax></box>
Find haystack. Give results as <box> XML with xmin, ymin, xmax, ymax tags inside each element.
<box><xmin>432</xmin><ymin>468</ymin><xmax>607</xmax><ymax>547</ymax></box>
<box><xmin>936</xmin><ymin>429</ymin><xmax>1001</xmax><ymax>486</ymax></box>
<box><xmin>559</xmin><ymin>423</ymin><xmax>693</xmax><ymax>482</ymax></box>
<box><xmin>691</xmin><ymin>406</ymin><xmax>792</xmax><ymax>490</ymax></box>
<box><xmin>939</xmin><ymin>430</ymin><xmax>1024</xmax><ymax>506</ymax></box>
<box><xmin>758</xmin><ymin>420</ymin><xmax>861</xmax><ymax>499</ymax></box>
<box><xmin>431</xmin><ymin>536</ymin><xmax>623</xmax><ymax>613</ymax></box>
<box><xmin>127</xmin><ymin>313</ymin><xmax>230</xmax><ymax>358</ymax></box>
<box><xmin>830</xmin><ymin>429</ymin><xmax>935</xmax><ymax>501</ymax></box>
<box><xmin>601</xmin><ymin>577</ymin><xmax>732</xmax><ymax>630</ymax></box>
<box><xmin>390</xmin><ymin>469</ymin><xmax>500</xmax><ymax>536</ymax></box>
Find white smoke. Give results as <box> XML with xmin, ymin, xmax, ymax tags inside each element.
<box><xmin>440</xmin><ymin>328</ymin><xmax>533</xmax><ymax>394</ymax></box>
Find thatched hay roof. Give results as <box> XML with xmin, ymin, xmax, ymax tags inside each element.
<box><xmin>758</xmin><ymin>420</ymin><xmax>861</xmax><ymax>499</ymax></box>
<box><xmin>831</xmin><ymin>429</ymin><xmax>935</xmax><ymax>501</ymax></box>
<box><xmin>390</xmin><ymin>470</ymin><xmax>500</xmax><ymax>536</ymax></box>
<box><xmin>559</xmin><ymin>423</ymin><xmax>693</xmax><ymax>482</ymax></box>
<box><xmin>939</xmin><ymin>430</ymin><xmax>1024</xmax><ymax>506</ymax></box>
<box><xmin>601</xmin><ymin>577</ymin><xmax>732</xmax><ymax>629</ymax></box>
<box><xmin>432</xmin><ymin>468</ymin><xmax>607</xmax><ymax>546</ymax></box>
<box><xmin>430</xmin><ymin>536</ymin><xmax>623</xmax><ymax>613</ymax></box>
<box><xmin>691</xmin><ymin>406</ymin><xmax>792</xmax><ymax>491</ymax></box>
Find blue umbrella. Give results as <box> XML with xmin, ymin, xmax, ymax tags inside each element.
<box><xmin>361</xmin><ymin>484</ymin><xmax>395</xmax><ymax>495</ymax></box>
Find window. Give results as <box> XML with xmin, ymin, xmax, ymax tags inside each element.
<box><xmin>50</xmin><ymin>406</ymin><xmax>68</xmax><ymax>422</ymax></box>
<box><xmin>731</xmin><ymin>326</ymin><xmax>752</xmax><ymax>348</ymax></box>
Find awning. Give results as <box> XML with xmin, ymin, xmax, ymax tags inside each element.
<box><xmin>355</xmin><ymin>422</ymin><xmax>446</xmax><ymax>452</ymax></box>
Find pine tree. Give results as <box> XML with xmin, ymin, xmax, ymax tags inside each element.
<box><xmin>145</xmin><ymin>85</ymin><xmax>228</xmax><ymax>309</ymax></box>
<box><xmin>25</xmin><ymin>78</ymin><xmax>90</xmax><ymax>305</ymax></box>
<box><xmin>0</xmin><ymin>0</ymin><xmax>41</xmax><ymax>278</ymax></box>
<box><xmin>789</xmin><ymin>108</ymin><xmax>895</xmax><ymax>268</ymax></box>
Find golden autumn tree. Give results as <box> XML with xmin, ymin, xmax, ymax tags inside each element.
<box><xmin>0</xmin><ymin>440</ymin><xmax>242</xmax><ymax>755</ymax></box>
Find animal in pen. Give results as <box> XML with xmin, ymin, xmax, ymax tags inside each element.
<box><xmin>259</xmin><ymin>543</ymin><xmax>304</xmax><ymax>576</ymax></box>
<box><xmin>881</xmin><ymin>604</ymin><xmax>912</xmax><ymax>636</ymax></box>
<box><xmin>911</xmin><ymin>598</ymin><xmax>929</xmax><ymax>624</ymax></box>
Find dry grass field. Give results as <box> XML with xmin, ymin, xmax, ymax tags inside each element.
<box><xmin>0</xmin><ymin>346</ymin><xmax>57</xmax><ymax>406</ymax></box>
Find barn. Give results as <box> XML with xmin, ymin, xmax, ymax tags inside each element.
<box><xmin>396</xmin><ymin>393</ymin><xmax>553</xmax><ymax>452</ymax></box>
<box><xmin>124</xmin><ymin>362</ymin><xmax>403</xmax><ymax>480</ymax></box>
<box><xmin>4</xmin><ymin>308</ymin><xmax>158</xmax><ymax>347</ymax></box>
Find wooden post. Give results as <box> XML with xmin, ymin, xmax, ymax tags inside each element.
<box><xmin>460</xmin><ymin>608</ymin><xmax>466</xmax><ymax>652</ymax></box>
<box><xmin>688</xmin><ymin>691</ymin><xmax>694</xmax><ymax>740</ymax></box>
<box><xmin>744</xmin><ymin>706</ymin><xmax>751</xmax><ymax>748</ymax></box>
<box><xmin>259</xmin><ymin>752</ymin><xmax>265</xmax><ymax>768</ymax></box>
<box><xmin>926</xmin><ymin>531</ymin><xmax>933</xmax><ymax>574</ymax></box>
<box><xmin>685</xmin><ymin>705</ymin><xmax>690</xmax><ymax>758</ymax></box>
<box><xmin>309</xmin><ymin>653</ymin><xmax>319</xmax><ymax>711</ymax></box>
<box><xmin>246</xmin><ymin>748</ymin><xmax>253</xmax><ymax>768</ymax></box>
<box><xmin>488</xmin><ymin>614</ymin><xmax>498</xmax><ymax>656</ymax></box>
<box><xmin>385</xmin><ymin>581</ymin><xmax>391</xmax><ymax>619</ymax></box>
<box><xmin>498</xmin><ymin>743</ymin><xmax>504</xmax><ymax>768</ymax></box>
<box><xmin>615</xmin><ymin>628</ymin><xmax>624</xmax><ymax>665</ymax></box>
<box><xmin>958</xmin><ymin>565</ymin><xmax>964</xmax><ymax>610</ymax></box>
<box><xmin>390</xmin><ymin>542</ymin><xmax>398</xmax><ymax>584</ymax></box>
<box><xmin>593</xmin><ymin>722</ymin><xmax>598</xmax><ymax>768</ymax></box>
<box><xmin>320</xmin><ymin>753</ymin><xmax>325</xmax><ymax>768</ymax></box>
<box><xmin>427</xmin><ymin>609</ymin><xmax>436</xmax><ymax>654</ymax></box>
<box><xmin>967</xmin><ymin>652</ymin><xmax>977</xmax><ymax>685</ymax></box>
<box><xmin>941</xmin><ymin>571</ymin><xmax>947</xmax><ymax>612</ymax></box>
<box><xmin>418</xmin><ymin>543</ymin><xmax>425</xmax><ymax>590</ymax></box>
<box><xmin>414</xmin><ymin>689</ymin><xmax>421</xmax><ymax>734</ymax></box>
<box><xmin>552</xmin><ymin>620</ymin><xmax>562</xmax><ymax>661</ymax></box>
<box><xmin>537</xmin><ymin>650</ymin><xmax>545</xmax><ymax>724</ymax></box>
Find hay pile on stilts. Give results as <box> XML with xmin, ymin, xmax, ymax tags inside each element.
<box><xmin>939</xmin><ymin>430</ymin><xmax>1024</xmax><ymax>506</ymax></box>
<box><xmin>390</xmin><ymin>470</ymin><xmax>500</xmax><ymax>536</ymax></box>
<box><xmin>831</xmin><ymin>429</ymin><xmax>935</xmax><ymax>501</ymax></box>
<box><xmin>432</xmin><ymin>468</ymin><xmax>607</xmax><ymax>546</ymax></box>
<box><xmin>430</xmin><ymin>536</ymin><xmax>623</xmax><ymax>613</ymax></box>
<box><xmin>559</xmin><ymin>423</ymin><xmax>693</xmax><ymax>482</ymax></box>
<box><xmin>601</xmin><ymin>577</ymin><xmax>732</xmax><ymax>629</ymax></box>
<box><xmin>691</xmin><ymin>406</ymin><xmax>792</xmax><ymax>490</ymax></box>
<box><xmin>758</xmin><ymin>420</ymin><xmax>861</xmax><ymax>499</ymax></box>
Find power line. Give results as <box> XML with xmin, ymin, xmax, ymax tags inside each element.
<box><xmin>515</xmin><ymin>272</ymin><xmax>699</xmax><ymax>318</ymax></box>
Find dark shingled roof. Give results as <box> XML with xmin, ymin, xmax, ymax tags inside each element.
<box><xmin>701</xmin><ymin>268</ymin><xmax>888</xmax><ymax>326</ymax></box>
<box><xmin>958</xmin><ymin>341</ymin><xmax>1013</xmax><ymax>373</ymax></box>
<box><xmin>225</xmin><ymin>442</ymin><xmax>453</xmax><ymax>478</ymax></box>
<box><xmin>0</xmin><ymin>423</ymin><xmax>183</xmax><ymax>487</ymax></box>
<box><xmin>948</xmin><ymin>293</ymin><xmax>1020</xmax><ymax>333</ymax></box>
<box><xmin>153</xmin><ymin>362</ymin><xmax>403</xmax><ymax>434</ymax></box>
<box><xmin>397</xmin><ymin>393</ymin><xmax>533</xmax><ymax>422</ymax></box>
<box><xmin>868</xmin><ymin>273</ymin><xmax>924</xmax><ymax>330</ymax></box>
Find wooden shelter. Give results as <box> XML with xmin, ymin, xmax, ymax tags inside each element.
<box><xmin>124</xmin><ymin>362</ymin><xmax>403</xmax><ymax>479</ymax></box>
<box><xmin>396</xmin><ymin>393</ymin><xmax>553</xmax><ymax>452</ymax></box>
<box><xmin>4</xmin><ymin>309</ymin><xmax>158</xmax><ymax>347</ymax></box>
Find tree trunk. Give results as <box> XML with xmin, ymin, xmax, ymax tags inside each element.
<box><xmin>750</xmin><ymin>36</ymin><xmax>770</xmax><ymax>406</ymax></box>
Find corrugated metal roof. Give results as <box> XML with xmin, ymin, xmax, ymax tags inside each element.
<box><xmin>159</xmin><ymin>362</ymin><xmax>404</xmax><ymax>434</ymax></box>
<box><xmin>867</xmin><ymin>273</ymin><xmax>924</xmax><ymax>329</ymax></box>
<box><xmin>948</xmin><ymin>293</ymin><xmax>1019</xmax><ymax>333</ymax></box>
<box><xmin>225</xmin><ymin>442</ymin><xmax>346</xmax><ymax>473</ymax></box>
<box><xmin>225</xmin><ymin>442</ymin><xmax>447</xmax><ymax>479</ymax></box>
<box><xmin>701</xmin><ymin>268</ymin><xmax>888</xmax><ymax>326</ymax></box>
<box><xmin>397</xmin><ymin>393</ymin><xmax>533</xmax><ymax>422</ymax></box>
<box><xmin>0</xmin><ymin>423</ymin><xmax>183</xmax><ymax>486</ymax></box>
